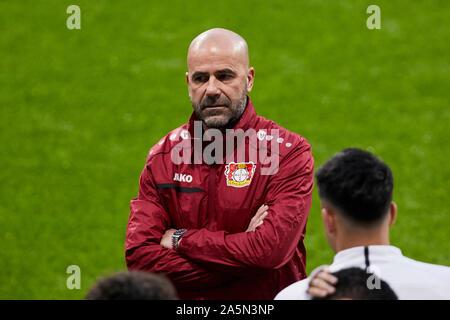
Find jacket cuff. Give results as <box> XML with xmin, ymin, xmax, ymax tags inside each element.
<box><xmin>177</xmin><ymin>229</ymin><xmax>197</xmax><ymax>253</ymax></box>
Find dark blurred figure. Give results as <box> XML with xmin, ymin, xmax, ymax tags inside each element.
<box><xmin>85</xmin><ymin>271</ymin><xmax>178</xmax><ymax>300</ymax></box>
<box><xmin>312</xmin><ymin>267</ymin><xmax>397</xmax><ymax>300</ymax></box>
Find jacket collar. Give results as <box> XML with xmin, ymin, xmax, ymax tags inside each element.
<box><xmin>333</xmin><ymin>245</ymin><xmax>403</xmax><ymax>266</ymax></box>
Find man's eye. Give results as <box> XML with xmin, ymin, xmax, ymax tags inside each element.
<box><xmin>193</xmin><ymin>75</ymin><xmax>208</xmax><ymax>82</ymax></box>
<box><xmin>217</xmin><ymin>74</ymin><xmax>232</xmax><ymax>81</ymax></box>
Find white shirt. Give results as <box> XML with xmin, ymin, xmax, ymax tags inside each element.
<box><xmin>274</xmin><ymin>245</ymin><xmax>450</xmax><ymax>300</ymax></box>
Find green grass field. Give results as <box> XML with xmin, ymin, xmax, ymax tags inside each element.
<box><xmin>0</xmin><ymin>0</ymin><xmax>448</xmax><ymax>299</ymax></box>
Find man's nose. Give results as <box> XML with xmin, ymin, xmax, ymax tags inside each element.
<box><xmin>205</xmin><ymin>76</ymin><xmax>221</xmax><ymax>96</ymax></box>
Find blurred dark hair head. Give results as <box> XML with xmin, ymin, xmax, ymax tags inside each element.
<box><xmin>313</xmin><ymin>267</ymin><xmax>398</xmax><ymax>300</ymax></box>
<box><xmin>85</xmin><ymin>271</ymin><xmax>178</xmax><ymax>300</ymax></box>
<box><xmin>315</xmin><ymin>148</ymin><xmax>393</xmax><ymax>225</ymax></box>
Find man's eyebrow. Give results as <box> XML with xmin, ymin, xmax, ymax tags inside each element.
<box><xmin>215</xmin><ymin>68</ymin><xmax>236</xmax><ymax>75</ymax></box>
<box><xmin>191</xmin><ymin>69</ymin><xmax>236</xmax><ymax>79</ymax></box>
<box><xmin>191</xmin><ymin>71</ymin><xmax>209</xmax><ymax>78</ymax></box>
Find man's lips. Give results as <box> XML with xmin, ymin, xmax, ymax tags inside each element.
<box><xmin>203</xmin><ymin>105</ymin><xmax>227</xmax><ymax>109</ymax></box>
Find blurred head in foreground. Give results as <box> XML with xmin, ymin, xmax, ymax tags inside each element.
<box><xmin>85</xmin><ymin>271</ymin><xmax>178</xmax><ymax>300</ymax></box>
<box><xmin>315</xmin><ymin>148</ymin><xmax>397</xmax><ymax>253</ymax></box>
<box><xmin>312</xmin><ymin>267</ymin><xmax>398</xmax><ymax>300</ymax></box>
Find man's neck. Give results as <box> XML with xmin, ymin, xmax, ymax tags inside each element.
<box><xmin>335</xmin><ymin>232</ymin><xmax>390</xmax><ymax>253</ymax></box>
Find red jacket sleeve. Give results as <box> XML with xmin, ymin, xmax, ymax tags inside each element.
<box><xmin>125</xmin><ymin>164</ymin><xmax>233</xmax><ymax>290</ymax></box>
<box><xmin>178</xmin><ymin>141</ymin><xmax>314</xmax><ymax>270</ymax></box>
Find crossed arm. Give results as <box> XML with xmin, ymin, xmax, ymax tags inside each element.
<box><xmin>126</xmin><ymin>172</ymin><xmax>269</xmax><ymax>290</ymax></box>
<box><xmin>126</xmin><ymin>143</ymin><xmax>313</xmax><ymax>288</ymax></box>
<box><xmin>160</xmin><ymin>204</ymin><xmax>269</xmax><ymax>249</ymax></box>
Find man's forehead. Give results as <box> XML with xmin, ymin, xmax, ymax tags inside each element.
<box><xmin>188</xmin><ymin>53</ymin><xmax>242</xmax><ymax>73</ymax></box>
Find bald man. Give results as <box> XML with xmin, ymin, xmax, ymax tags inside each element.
<box><xmin>125</xmin><ymin>28</ymin><xmax>314</xmax><ymax>299</ymax></box>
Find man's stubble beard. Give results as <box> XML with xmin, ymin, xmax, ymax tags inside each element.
<box><xmin>192</xmin><ymin>87</ymin><xmax>248</xmax><ymax>131</ymax></box>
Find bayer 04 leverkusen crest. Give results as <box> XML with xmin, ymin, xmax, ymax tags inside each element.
<box><xmin>224</xmin><ymin>162</ymin><xmax>256</xmax><ymax>188</ymax></box>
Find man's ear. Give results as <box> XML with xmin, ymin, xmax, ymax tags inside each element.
<box><xmin>246</xmin><ymin>67</ymin><xmax>255</xmax><ymax>93</ymax></box>
<box><xmin>186</xmin><ymin>72</ymin><xmax>192</xmax><ymax>99</ymax></box>
<box><xmin>388</xmin><ymin>202</ymin><xmax>397</xmax><ymax>227</ymax></box>
<box><xmin>322</xmin><ymin>207</ymin><xmax>336</xmax><ymax>234</ymax></box>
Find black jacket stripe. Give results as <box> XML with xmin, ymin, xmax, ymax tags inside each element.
<box><xmin>156</xmin><ymin>183</ymin><xmax>205</xmax><ymax>193</ymax></box>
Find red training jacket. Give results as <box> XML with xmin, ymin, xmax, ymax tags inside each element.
<box><xmin>125</xmin><ymin>97</ymin><xmax>314</xmax><ymax>299</ymax></box>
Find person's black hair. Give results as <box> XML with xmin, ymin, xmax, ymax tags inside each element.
<box><xmin>85</xmin><ymin>271</ymin><xmax>178</xmax><ymax>300</ymax></box>
<box><xmin>312</xmin><ymin>267</ymin><xmax>398</xmax><ymax>300</ymax></box>
<box><xmin>315</xmin><ymin>148</ymin><xmax>393</xmax><ymax>225</ymax></box>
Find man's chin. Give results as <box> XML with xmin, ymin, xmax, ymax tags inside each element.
<box><xmin>203</xmin><ymin>116</ymin><xmax>230</xmax><ymax>129</ymax></box>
